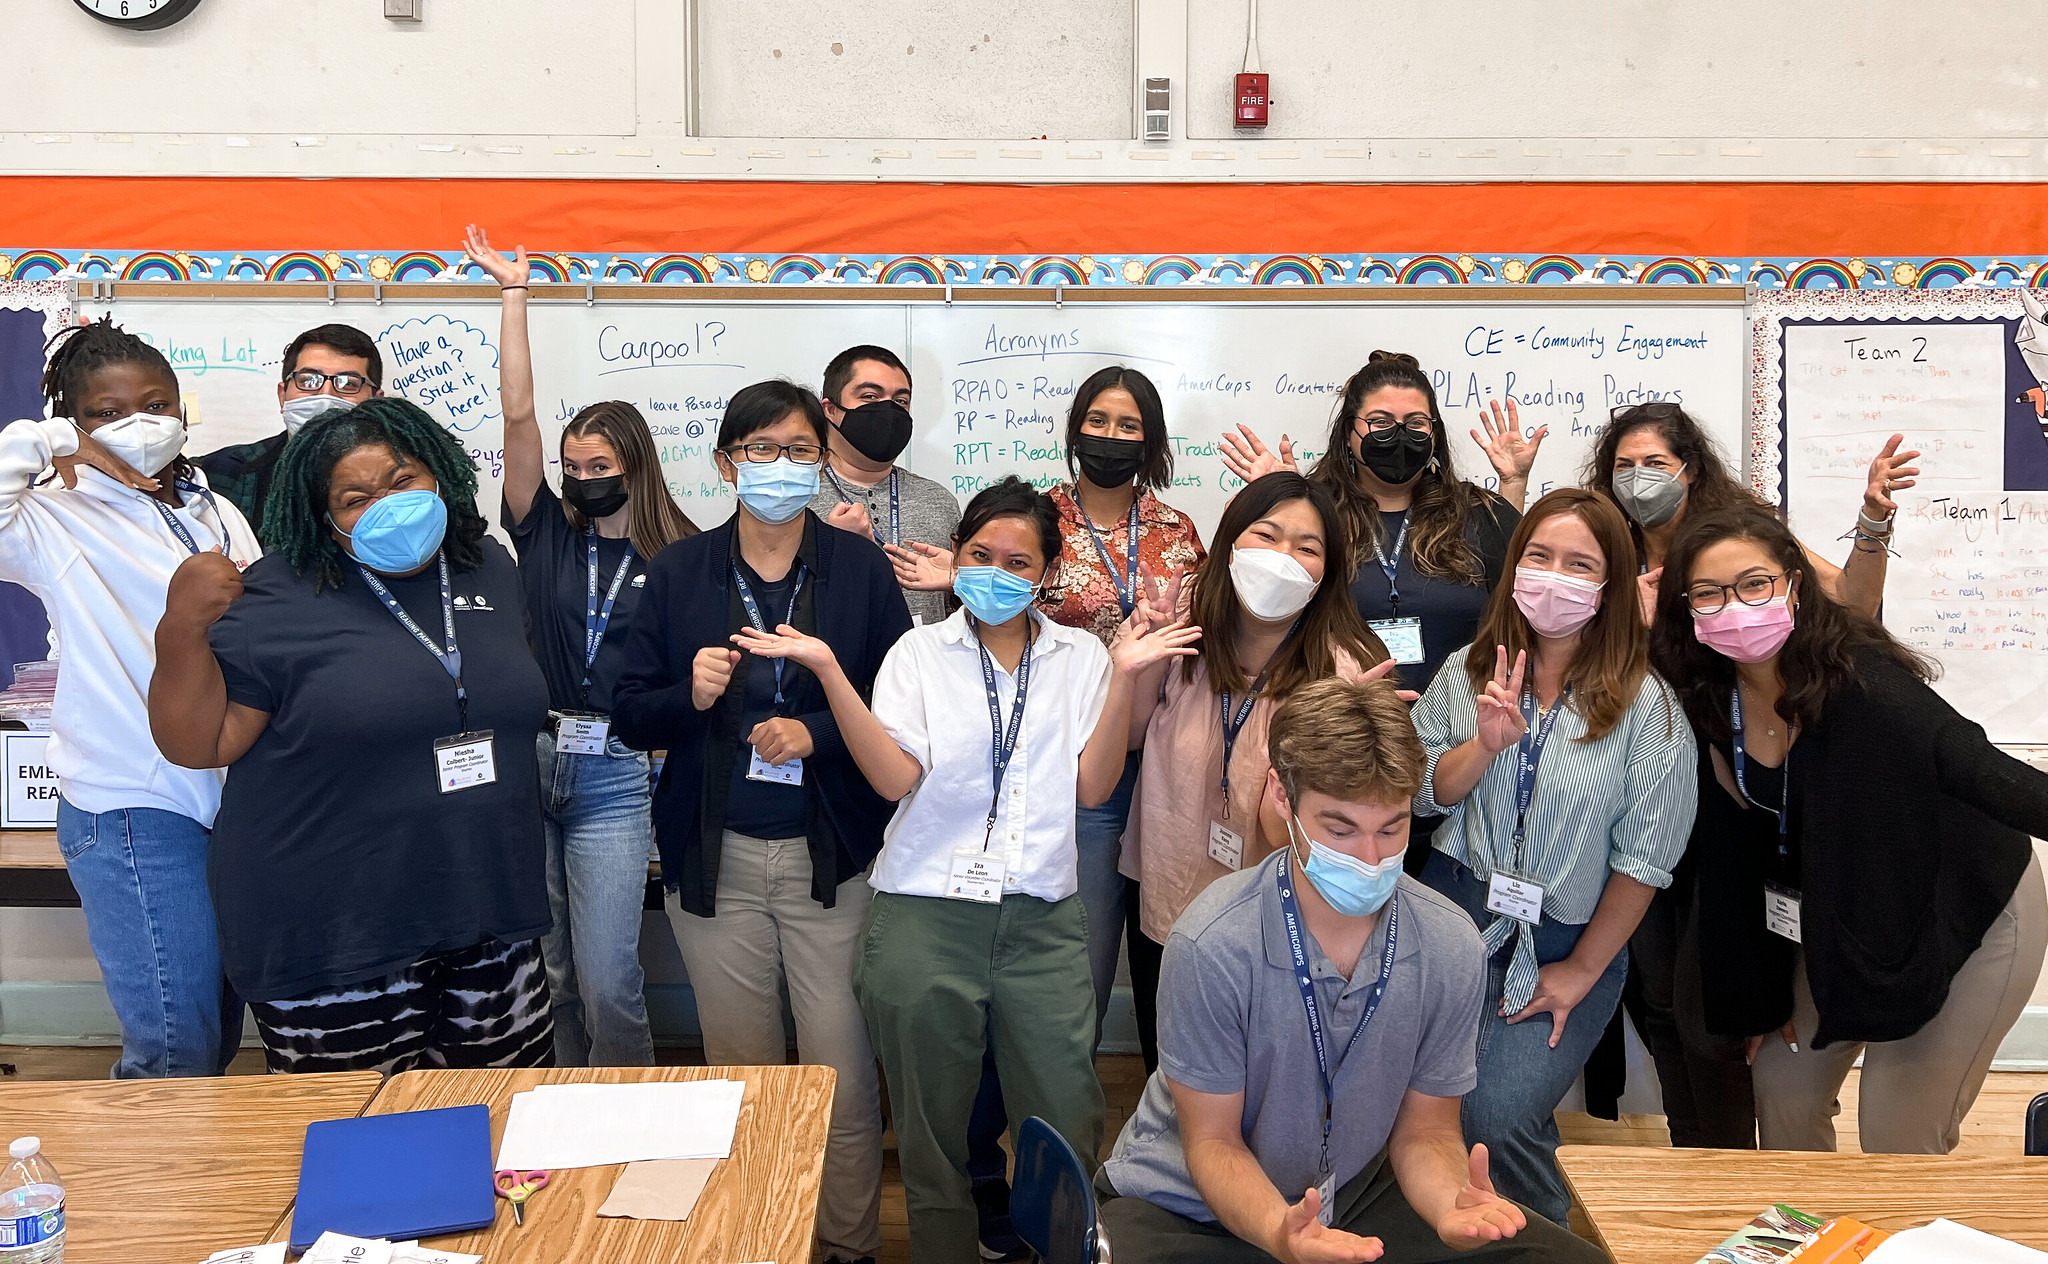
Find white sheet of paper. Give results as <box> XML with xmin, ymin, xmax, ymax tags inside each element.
<box><xmin>300</xmin><ymin>1232</ymin><xmax>395</xmax><ymax>1264</ymax></box>
<box><xmin>204</xmin><ymin>1246</ymin><xmax>288</xmax><ymax>1264</ymax></box>
<box><xmin>494</xmin><ymin>1079</ymin><xmax>747</xmax><ymax>1171</ymax></box>
<box><xmin>1866</xmin><ymin>1219</ymin><xmax>2048</xmax><ymax>1263</ymax></box>
<box><xmin>391</xmin><ymin>1247</ymin><xmax>483</xmax><ymax>1264</ymax></box>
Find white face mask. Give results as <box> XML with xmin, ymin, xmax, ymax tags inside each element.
<box><xmin>92</xmin><ymin>412</ymin><xmax>187</xmax><ymax>478</ymax></box>
<box><xmin>1229</xmin><ymin>546</ymin><xmax>1320</xmax><ymax>622</ymax></box>
<box><xmin>280</xmin><ymin>393</ymin><xmax>354</xmax><ymax>436</ymax></box>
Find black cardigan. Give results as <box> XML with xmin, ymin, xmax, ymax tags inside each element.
<box><xmin>1691</xmin><ymin>649</ymin><xmax>2048</xmax><ymax>1048</ymax></box>
<box><xmin>611</xmin><ymin>512</ymin><xmax>913</xmax><ymax>917</ymax></box>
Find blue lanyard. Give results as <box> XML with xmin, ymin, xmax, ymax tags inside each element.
<box><xmin>357</xmin><ymin>552</ymin><xmax>466</xmax><ymax>731</ymax></box>
<box><xmin>1278</xmin><ymin>850</ymin><xmax>1398</xmax><ymax>1174</ymax></box>
<box><xmin>1216</xmin><ymin>617</ymin><xmax>1297</xmax><ymax>820</ymax></box>
<box><xmin>581</xmin><ymin>528</ymin><xmax>637</xmax><ymax>698</ymax></box>
<box><xmin>1731</xmin><ymin>687</ymin><xmax>1791</xmax><ymax>847</ymax></box>
<box><xmin>150</xmin><ymin>481</ymin><xmax>224</xmax><ymax>557</ymax></box>
<box><xmin>823</xmin><ymin>466</ymin><xmax>902</xmax><ymax>547</ymax></box>
<box><xmin>1512</xmin><ymin>684</ymin><xmax>1572</xmax><ymax>857</ymax></box>
<box><xmin>732</xmin><ymin>562</ymin><xmax>807</xmax><ymax>710</ymax></box>
<box><xmin>974</xmin><ymin>618</ymin><xmax>1035</xmax><ymax>850</ymax></box>
<box><xmin>1372</xmin><ymin>511</ymin><xmax>1411</xmax><ymax>610</ymax></box>
<box><xmin>1080</xmin><ymin>496</ymin><xmax>1142</xmax><ymax>617</ymax></box>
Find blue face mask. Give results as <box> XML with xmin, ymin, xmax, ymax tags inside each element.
<box><xmin>734</xmin><ymin>458</ymin><xmax>820</xmax><ymax>525</ymax></box>
<box><xmin>953</xmin><ymin>565</ymin><xmax>1040</xmax><ymax>625</ymax></box>
<box><xmin>1293</xmin><ymin>816</ymin><xmax>1403</xmax><ymax>917</ymax></box>
<box><xmin>335</xmin><ymin>488</ymin><xmax>448</xmax><ymax>574</ymax></box>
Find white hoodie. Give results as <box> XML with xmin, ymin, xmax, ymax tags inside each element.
<box><xmin>0</xmin><ymin>417</ymin><xmax>261</xmax><ymax>825</ymax></box>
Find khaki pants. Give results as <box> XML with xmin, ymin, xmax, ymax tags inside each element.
<box><xmin>1754</xmin><ymin>850</ymin><xmax>2047</xmax><ymax>1152</ymax></box>
<box><xmin>667</xmin><ymin>831</ymin><xmax>882</xmax><ymax>1261</ymax></box>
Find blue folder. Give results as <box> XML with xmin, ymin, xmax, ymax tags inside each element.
<box><xmin>290</xmin><ymin>1104</ymin><xmax>497</xmax><ymax>1252</ymax></box>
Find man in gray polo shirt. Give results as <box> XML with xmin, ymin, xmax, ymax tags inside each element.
<box><xmin>1099</xmin><ymin>678</ymin><xmax>1603</xmax><ymax>1263</ymax></box>
<box><xmin>808</xmin><ymin>344</ymin><xmax>960</xmax><ymax>628</ymax></box>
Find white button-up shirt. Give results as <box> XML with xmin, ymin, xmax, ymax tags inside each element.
<box><xmin>869</xmin><ymin>607</ymin><xmax>1112</xmax><ymax>902</ymax></box>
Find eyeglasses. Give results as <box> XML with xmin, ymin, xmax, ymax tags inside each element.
<box><xmin>1686</xmin><ymin>572</ymin><xmax>1786</xmax><ymax>616</ymax></box>
<box><xmin>720</xmin><ymin>441</ymin><xmax>824</xmax><ymax>465</ymax></box>
<box><xmin>287</xmin><ymin>369</ymin><xmax>375</xmax><ymax>397</ymax></box>
<box><xmin>1357</xmin><ymin>413</ymin><xmax>1435</xmax><ymax>434</ymax></box>
<box><xmin>1610</xmin><ymin>401</ymin><xmax>1684</xmax><ymax>421</ymax></box>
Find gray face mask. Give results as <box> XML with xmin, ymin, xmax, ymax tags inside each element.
<box><xmin>1612</xmin><ymin>463</ymin><xmax>1687</xmax><ymax>528</ymax></box>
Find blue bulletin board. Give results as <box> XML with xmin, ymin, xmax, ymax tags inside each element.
<box><xmin>0</xmin><ymin>282</ymin><xmax>67</xmax><ymax>689</ymax></box>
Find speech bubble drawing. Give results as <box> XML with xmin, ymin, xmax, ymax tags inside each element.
<box><xmin>377</xmin><ymin>315</ymin><xmax>500</xmax><ymax>434</ymax></box>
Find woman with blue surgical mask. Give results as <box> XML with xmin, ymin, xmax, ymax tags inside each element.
<box><xmin>149</xmin><ymin>397</ymin><xmax>554</xmax><ymax>1074</ymax></box>
<box><xmin>738</xmin><ymin>474</ymin><xmax>1200</xmax><ymax>1264</ymax></box>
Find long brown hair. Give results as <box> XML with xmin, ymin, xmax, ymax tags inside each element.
<box><xmin>1463</xmin><ymin>488</ymin><xmax>1647</xmax><ymax>741</ymax></box>
<box><xmin>1306</xmin><ymin>350</ymin><xmax>1507</xmax><ymax>586</ymax></box>
<box><xmin>1582</xmin><ymin>402</ymin><xmax>1761</xmax><ymax>547</ymax></box>
<box><xmin>1649</xmin><ymin>504</ymin><xmax>1934</xmax><ymax>747</ymax></box>
<box><xmin>561</xmin><ymin>401</ymin><xmax>698</xmax><ymax>555</ymax></box>
<box><xmin>1184</xmin><ymin>472</ymin><xmax>1389</xmax><ymax>699</ymax></box>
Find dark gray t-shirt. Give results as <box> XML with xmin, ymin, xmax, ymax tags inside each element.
<box><xmin>1101</xmin><ymin>853</ymin><xmax>1485</xmax><ymax>1222</ymax></box>
<box><xmin>808</xmin><ymin>463</ymin><xmax>960</xmax><ymax>628</ymax></box>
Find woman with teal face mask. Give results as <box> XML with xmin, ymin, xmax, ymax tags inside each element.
<box><xmin>148</xmin><ymin>397</ymin><xmax>555</xmax><ymax>1075</ymax></box>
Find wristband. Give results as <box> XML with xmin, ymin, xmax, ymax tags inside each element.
<box><xmin>501</xmin><ymin>285</ymin><xmax>530</xmax><ymax>292</ymax></box>
<box><xmin>1857</xmin><ymin>507</ymin><xmax>1895</xmax><ymax>532</ymax></box>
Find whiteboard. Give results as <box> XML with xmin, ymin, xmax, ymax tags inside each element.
<box><xmin>84</xmin><ymin>287</ymin><xmax>1749</xmax><ymax>544</ymax></box>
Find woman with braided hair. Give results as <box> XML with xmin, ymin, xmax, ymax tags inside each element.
<box><xmin>6</xmin><ymin>318</ymin><xmax>260</xmax><ymax>1078</ymax></box>
<box><xmin>149</xmin><ymin>397</ymin><xmax>556</xmax><ymax>1073</ymax></box>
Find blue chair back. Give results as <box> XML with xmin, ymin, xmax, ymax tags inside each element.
<box><xmin>1010</xmin><ymin>1116</ymin><xmax>1108</xmax><ymax>1264</ymax></box>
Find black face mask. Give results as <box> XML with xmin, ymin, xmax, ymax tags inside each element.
<box><xmin>1355</xmin><ymin>426</ymin><xmax>1435</xmax><ymax>486</ymax></box>
<box><xmin>834</xmin><ymin>399</ymin><xmax>914</xmax><ymax>464</ymax></box>
<box><xmin>562</xmin><ymin>473</ymin><xmax>629</xmax><ymax>519</ymax></box>
<box><xmin>1073</xmin><ymin>433</ymin><xmax>1146</xmax><ymax>489</ymax></box>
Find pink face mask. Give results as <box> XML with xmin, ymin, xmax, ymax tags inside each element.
<box><xmin>1692</xmin><ymin>595</ymin><xmax>1794</xmax><ymax>662</ymax></box>
<box><xmin>1512</xmin><ymin>567</ymin><xmax>1603</xmax><ymax>637</ymax></box>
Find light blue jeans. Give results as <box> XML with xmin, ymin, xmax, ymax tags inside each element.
<box><xmin>1421</xmin><ymin>851</ymin><xmax>1629</xmax><ymax>1226</ymax></box>
<box><xmin>56</xmin><ymin>798</ymin><xmax>241</xmax><ymax>1079</ymax></box>
<box><xmin>1075</xmin><ymin>750</ymin><xmax>1140</xmax><ymax>1031</ymax></box>
<box><xmin>536</xmin><ymin>729</ymin><xmax>656</xmax><ymax>1067</ymax></box>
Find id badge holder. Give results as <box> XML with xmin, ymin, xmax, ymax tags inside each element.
<box><xmin>554</xmin><ymin>711</ymin><xmax>610</xmax><ymax>756</ymax></box>
<box><xmin>1368</xmin><ymin>616</ymin><xmax>1426</xmax><ymax>665</ymax></box>
<box><xmin>746</xmin><ymin>748</ymin><xmax>804</xmax><ymax>785</ymax></box>
<box><xmin>1207</xmin><ymin>820</ymin><xmax>1245</xmax><ymax>870</ymax></box>
<box><xmin>946</xmin><ymin>849</ymin><xmax>1007</xmax><ymax>904</ymax></box>
<box><xmin>1764</xmin><ymin>881</ymin><xmax>1803</xmax><ymax>943</ymax></box>
<box><xmin>1486</xmin><ymin>870</ymin><xmax>1545</xmax><ymax>925</ymax></box>
<box><xmin>434</xmin><ymin>730</ymin><xmax>497</xmax><ymax>794</ymax></box>
<box><xmin>1315</xmin><ymin>1168</ymin><xmax>1336</xmax><ymax>1227</ymax></box>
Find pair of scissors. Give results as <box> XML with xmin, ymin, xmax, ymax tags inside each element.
<box><xmin>495</xmin><ymin>1169</ymin><xmax>550</xmax><ymax>1226</ymax></box>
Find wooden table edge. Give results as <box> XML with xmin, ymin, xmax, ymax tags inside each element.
<box><xmin>257</xmin><ymin>1070</ymin><xmax>391</xmax><ymax>1249</ymax></box>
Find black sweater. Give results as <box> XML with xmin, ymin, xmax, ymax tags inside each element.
<box><xmin>1691</xmin><ymin>649</ymin><xmax>2048</xmax><ymax>1048</ymax></box>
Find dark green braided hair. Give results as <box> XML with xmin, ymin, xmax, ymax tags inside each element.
<box><xmin>262</xmin><ymin>396</ymin><xmax>486</xmax><ymax>592</ymax></box>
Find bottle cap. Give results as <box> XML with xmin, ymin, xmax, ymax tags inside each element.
<box><xmin>7</xmin><ymin>1138</ymin><xmax>37</xmax><ymax>1160</ymax></box>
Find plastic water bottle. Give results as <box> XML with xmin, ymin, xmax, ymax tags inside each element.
<box><xmin>0</xmin><ymin>1137</ymin><xmax>63</xmax><ymax>1263</ymax></box>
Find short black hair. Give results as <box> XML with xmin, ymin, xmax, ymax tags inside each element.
<box><xmin>283</xmin><ymin>324</ymin><xmax>384</xmax><ymax>388</ymax></box>
<box><xmin>1064</xmin><ymin>365</ymin><xmax>1174</xmax><ymax>490</ymax></box>
<box><xmin>715</xmin><ymin>380</ymin><xmax>829</xmax><ymax>450</ymax></box>
<box><xmin>953</xmin><ymin>475</ymin><xmax>1062</xmax><ymax>575</ymax></box>
<box><xmin>41</xmin><ymin>317</ymin><xmax>175</xmax><ymax>420</ymax></box>
<box><xmin>821</xmin><ymin>346</ymin><xmax>912</xmax><ymax>409</ymax></box>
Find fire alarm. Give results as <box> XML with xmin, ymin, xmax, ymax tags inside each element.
<box><xmin>1234</xmin><ymin>73</ymin><xmax>1269</xmax><ymax>129</ymax></box>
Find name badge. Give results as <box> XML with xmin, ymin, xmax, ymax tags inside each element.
<box><xmin>1316</xmin><ymin>1170</ymin><xmax>1336</xmax><ymax>1227</ymax></box>
<box><xmin>1208</xmin><ymin>820</ymin><xmax>1244</xmax><ymax>870</ymax></box>
<box><xmin>946</xmin><ymin>849</ymin><xmax>1007</xmax><ymax>904</ymax></box>
<box><xmin>555</xmin><ymin>714</ymin><xmax>609</xmax><ymax>756</ymax></box>
<box><xmin>746</xmin><ymin>748</ymin><xmax>804</xmax><ymax>785</ymax></box>
<box><xmin>1764</xmin><ymin>882</ymin><xmax>1803</xmax><ymax>943</ymax></box>
<box><xmin>1486</xmin><ymin>871</ymin><xmax>1544</xmax><ymax>925</ymax></box>
<box><xmin>1369</xmin><ymin>616</ymin><xmax>1426</xmax><ymax>666</ymax></box>
<box><xmin>434</xmin><ymin>731</ymin><xmax>497</xmax><ymax>794</ymax></box>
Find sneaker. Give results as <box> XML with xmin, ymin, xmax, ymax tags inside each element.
<box><xmin>974</xmin><ymin>1179</ymin><xmax>1029</xmax><ymax>1261</ymax></box>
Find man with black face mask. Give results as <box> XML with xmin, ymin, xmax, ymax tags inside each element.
<box><xmin>808</xmin><ymin>345</ymin><xmax>960</xmax><ymax>626</ymax></box>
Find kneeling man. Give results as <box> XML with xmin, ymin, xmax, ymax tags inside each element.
<box><xmin>1098</xmin><ymin>677</ymin><xmax>1604</xmax><ymax>1263</ymax></box>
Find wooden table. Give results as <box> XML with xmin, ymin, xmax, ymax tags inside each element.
<box><xmin>0</xmin><ymin>1071</ymin><xmax>383</xmax><ymax>1264</ymax></box>
<box><xmin>274</xmin><ymin>1065</ymin><xmax>837</xmax><ymax>1264</ymax></box>
<box><xmin>0</xmin><ymin>829</ymin><xmax>77</xmax><ymax>907</ymax></box>
<box><xmin>1559</xmin><ymin>1144</ymin><xmax>2048</xmax><ymax>1263</ymax></box>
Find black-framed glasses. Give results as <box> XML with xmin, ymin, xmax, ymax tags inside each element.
<box><xmin>720</xmin><ymin>441</ymin><xmax>824</xmax><ymax>465</ymax></box>
<box><xmin>1356</xmin><ymin>413</ymin><xmax>1435</xmax><ymax>434</ymax></box>
<box><xmin>287</xmin><ymin>369</ymin><xmax>374</xmax><ymax>397</ymax></box>
<box><xmin>1686</xmin><ymin>572</ymin><xmax>1786</xmax><ymax>616</ymax></box>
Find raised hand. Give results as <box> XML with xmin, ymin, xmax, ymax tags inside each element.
<box><xmin>1109</xmin><ymin>616</ymin><xmax>1203</xmax><ymax>676</ymax></box>
<box><xmin>462</xmin><ymin>223</ymin><xmax>530</xmax><ymax>290</ymax></box>
<box><xmin>1471</xmin><ymin>399</ymin><xmax>1546</xmax><ymax>489</ymax></box>
<box><xmin>1862</xmin><ymin>433</ymin><xmax>1921</xmax><ymax>518</ymax></box>
<box><xmin>1434</xmin><ymin>1144</ymin><xmax>1526</xmax><ymax>1249</ymax></box>
<box><xmin>1219</xmin><ymin>424</ymin><xmax>1298</xmax><ymax>486</ymax></box>
<box><xmin>1475</xmin><ymin>647</ymin><xmax>1529</xmax><ymax>754</ymax></box>
<box><xmin>162</xmin><ymin>551</ymin><xmax>244</xmax><ymax>629</ymax></box>
<box><xmin>56</xmin><ymin>429</ymin><xmax>157</xmax><ymax>493</ymax></box>
<box><xmin>732</xmin><ymin>623</ymin><xmax>841</xmax><ymax>676</ymax></box>
<box><xmin>825</xmin><ymin>500</ymin><xmax>874</xmax><ymax>541</ymax></box>
<box><xmin>692</xmin><ymin>645</ymin><xmax>741</xmax><ymax>711</ymax></box>
<box><xmin>1635</xmin><ymin>566</ymin><xmax>1663</xmax><ymax>628</ymax></box>
<box><xmin>1136</xmin><ymin>559</ymin><xmax>1186</xmax><ymax>627</ymax></box>
<box><xmin>885</xmin><ymin>541</ymin><xmax>956</xmax><ymax>592</ymax></box>
<box><xmin>1277</xmin><ymin>1186</ymin><xmax>1384</xmax><ymax>1264</ymax></box>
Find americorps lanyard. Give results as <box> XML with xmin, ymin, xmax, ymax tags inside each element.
<box><xmin>1512</xmin><ymin>684</ymin><xmax>1572</xmax><ymax>861</ymax></box>
<box><xmin>358</xmin><ymin>552</ymin><xmax>467</xmax><ymax>731</ymax></box>
<box><xmin>1731</xmin><ymin>687</ymin><xmax>1791</xmax><ymax>849</ymax></box>
<box><xmin>1372</xmin><ymin>511</ymin><xmax>1411</xmax><ymax>613</ymax></box>
<box><xmin>823</xmin><ymin>465</ymin><xmax>902</xmax><ymax>547</ymax></box>
<box><xmin>974</xmin><ymin>617</ymin><xmax>1034</xmax><ymax>849</ymax></box>
<box><xmin>1080</xmin><ymin>496</ymin><xmax>1142</xmax><ymax>617</ymax></box>
<box><xmin>582</xmin><ymin>527</ymin><xmax>637</xmax><ymax>701</ymax></box>
<box><xmin>1278</xmin><ymin>850</ymin><xmax>1398</xmax><ymax>1177</ymax></box>
<box><xmin>1217</xmin><ymin>617</ymin><xmax>1300</xmax><ymax>819</ymax></box>
<box><xmin>732</xmin><ymin>562</ymin><xmax>808</xmax><ymax>711</ymax></box>
<box><xmin>150</xmin><ymin>480</ymin><xmax>227</xmax><ymax>558</ymax></box>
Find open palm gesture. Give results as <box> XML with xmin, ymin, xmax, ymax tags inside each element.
<box><xmin>462</xmin><ymin>223</ymin><xmax>529</xmax><ymax>290</ymax></box>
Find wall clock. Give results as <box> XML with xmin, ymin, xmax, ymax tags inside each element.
<box><xmin>73</xmin><ymin>0</ymin><xmax>204</xmax><ymax>30</ymax></box>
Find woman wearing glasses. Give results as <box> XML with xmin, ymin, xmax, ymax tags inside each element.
<box><xmin>1649</xmin><ymin>504</ymin><xmax>2048</xmax><ymax>1154</ymax></box>
<box><xmin>610</xmin><ymin>380</ymin><xmax>911</xmax><ymax>1264</ymax></box>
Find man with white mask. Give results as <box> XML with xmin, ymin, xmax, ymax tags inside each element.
<box><xmin>194</xmin><ymin>323</ymin><xmax>381</xmax><ymax>535</ymax></box>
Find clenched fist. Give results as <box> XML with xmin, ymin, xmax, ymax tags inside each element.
<box><xmin>693</xmin><ymin>646</ymin><xmax>742</xmax><ymax>711</ymax></box>
<box><xmin>162</xmin><ymin>551</ymin><xmax>243</xmax><ymax>630</ymax></box>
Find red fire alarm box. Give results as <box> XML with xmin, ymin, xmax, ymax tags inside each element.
<box><xmin>1235</xmin><ymin>72</ymin><xmax>1269</xmax><ymax>128</ymax></box>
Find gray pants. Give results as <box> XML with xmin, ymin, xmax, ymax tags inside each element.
<box><xmin>666</xmin><ymin>831</ymin><xmax>882</xmax><ymax>1261</ymax></box>
<box><xmin>1754</xmin><ymin>850</ymin><xmax>2047</xmax><ymax>1152</ymax></box>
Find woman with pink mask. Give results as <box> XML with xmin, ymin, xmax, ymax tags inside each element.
<box><xmin>1650</xmin><ymin>504</ymin><xmax>2048</xmax><ymax>1156</ymax></box>
<box><xmin>1409</xmin><ymin>488</ymin><xmax>1696</xmax><ymax>1226</ymax></box>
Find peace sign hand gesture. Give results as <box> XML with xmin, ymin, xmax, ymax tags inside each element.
<box><xmin>1476</xmin><ymin>646</ymin><xmax>1529</xmax><ymax>755</ymax></box>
